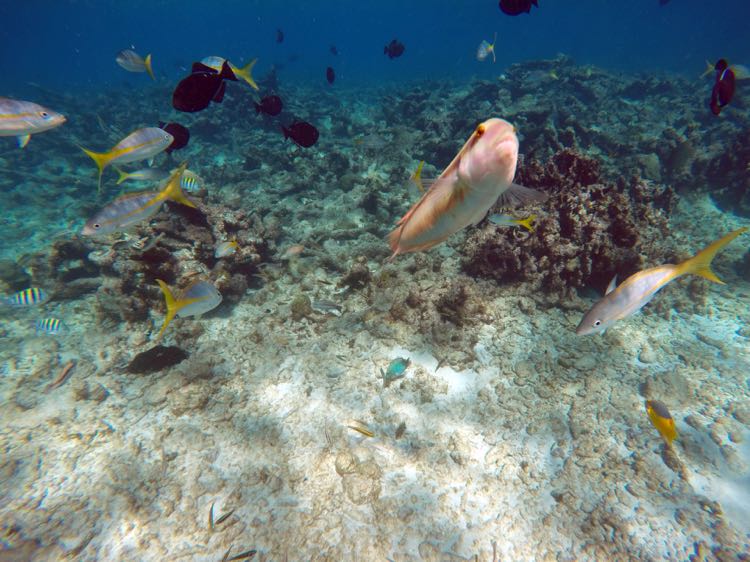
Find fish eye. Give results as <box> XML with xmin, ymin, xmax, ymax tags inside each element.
<box><xmin>39</xmin><ymin>111</ymin><xmax>49</xmax><ymax>119</ymax></box>
<box><xmin>594</xmin><ymin>320</ymin><xmax>601</xmax><ymax>326</ymax></box>
<box><xmin>164</xmin><ymin>134</ymin><xmax>171</xmax><ymax>140</ymax></box>
<box><xmin>93</xmin><ymin>223</ymin><xmax>101</xmax><ymax>229</ymax></box>
<box><xmin>476</xmin><ymin>124</ymin><xmax>486</xmax><ymax>136</ymax></box>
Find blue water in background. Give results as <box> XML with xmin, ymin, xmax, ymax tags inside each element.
<box><xmin>2</xmin><ymin>0</ymin><xmax>749</xmax><ymax>95</ymax></box>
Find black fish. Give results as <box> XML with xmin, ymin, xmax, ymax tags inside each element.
<box><xmin>254</xmin><ymin>95</ymin><xmax>283</xmax><ymax>116</ymax></box>
<box><xmin>276</xmin><ymin>28</ymin><xmax>284</xmax><ymax>43</ymax></box>
<box><xmin>710</xmin><ymin>59</ymin><xmax>736</xmax><ymax>116</ymax></box>
<box><xmin>326</xmin><ymin>66</ymin><xmax>335</xmax><ymax>85</ymax></box>
<box><xmin>499</xmin><ymin>0</ymin><xmax>538</xmax><ymax>16</ymax></box>
<box><xmin>330</xmin><ymin>45</ymin><xmax>338</xmax><ymax>56</ymax></box>
<box><xmin>384</xmin><ymin>39</ymin><xmax>405</xmax><ymax>59</ymax></box>
<box><xmin>158</xmin><ymin>122</ymin><xmax>190</xmax><ymax>152</ymax></box>
<box><xmin>172</xmin><ymin>61</ymin><xmax>237</xmax><ymax>113</ymax></box>
<box><xmin>282</xmin><ymin>121</ymin><xmax>319</xmax><ymax>148</ymax></box>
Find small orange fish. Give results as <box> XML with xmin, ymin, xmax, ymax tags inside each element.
<box><xmin>282</xmin><ymin>244</ymin><xmax>305</xmax><ymax>259</ymax></box>
<box><xmin>645</xmin><ymin>400</ymin><xmax>677</xmax><ymax>445</ymax></box>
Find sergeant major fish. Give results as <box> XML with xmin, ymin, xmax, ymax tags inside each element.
<box><xmin>82</xmin><ymin>162</ymin><xmax>195</xmax><ymax>236</ymax></box>
<box><xmin>81</xmin><ymin>127</ymin><xmax>174</xmax><ymax>193</ymax></box>
<box><xmin>4</xmin><ymin>287</ymin><xmax>48</xmax><ymax>306</ymax></box>
<box><xmin>0</xmin><ymin>97</ymin><xmax>66</xmax><ymax>148</ymax></box>
<box><xmin>388</xmin><ymin>118</ymin><xmax>545</xmax><ymax>258</ymax></box>
<box><xmin>576</xmin><ymin>227</ymin><xmax>748</xmax><ymax>335</ymax></box>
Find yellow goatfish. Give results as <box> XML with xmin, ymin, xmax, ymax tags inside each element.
<box><xmin>645</xmin><ymin>400</ymin><xmax>677</xmax><ymax>446</ymax></box>
<box><xmin>201</xmin><ymin>56</ymin><xmax>259</xmax><ymax>90</ymax></box>
<box><xmin>388</xmin><ymin>118</ymin><xmax>545</xmax><ymax>258</ymax></box>
<box><xmin>576</xmin><ymin>227</ymin><xmax>748</xmax><ymax>335</ymax></box>
<box><xmin>81</xmin><ymin>127</ymin><xmax>174</xmax><ymax>193</ymax></box>
<box><xmin>81</xmin><ymin>162</ymin><xmax>195</xmax><ymax>236</ymax></box>
<box><xmin>0</xmin><ymin>97</ymin><xmax>66</xmax><ymax>148</ymax></box>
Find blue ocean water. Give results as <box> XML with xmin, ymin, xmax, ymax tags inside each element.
<box><xmin>2</xmin><ymin>1</ymin><xmax>750</xmax><ymax>561</ymax></box>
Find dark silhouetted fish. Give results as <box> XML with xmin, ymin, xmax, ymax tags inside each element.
<box><xmin>330</xmin><ymin>45</ymin><xmax>338</xmax><ymax>56</ymax></box>
<box><xmin>255</xmin><ymin>95</ymin><xmax>283</xmax><ymax>116</ymax></box>
<box><xmin>499</xmin><ymin>0</ymin><xmax>538</xmax><ymax>16</ymax></box>
<box><xmin>276</xmin><ymin>28</ymin><xmax>284</xmax><ymax>43</ymax></box>
<box><xmin>172</xmin><ymin>61</ymin><xmax>237</xmax><ymax>113</ymax></box>
<box><xmin>659</xmin><ymin>0</ymin><xmax>671</xmax><ymax>5</ymax></box>
<box><xmin>159</xmin><ymin>122</ymin><xmax>190</xmax><ymax>152</ymax></box>
<box><xmin>384</xmin><ymin>39</ymin><xmax>405</xmax><ymax>59</ymax></box>
<box><xmin>326</xmin><ymin>67</ymin><xmax>335</xmax><ymax>85</ymax></box>
<box><xmin>282</xmin><ymin>121</ymin><xmax>319</xmax><ymax>148</ymax></box>
<box><xmin>710</xmin><ymin>59</ymin><xmax>736</xmax><ymax>115</ymax></box>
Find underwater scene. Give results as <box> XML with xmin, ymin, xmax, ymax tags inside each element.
<box><xmin>2</xmin><ymin>0</ymin><xmax>750</xmax><ymax>560</ymax></box>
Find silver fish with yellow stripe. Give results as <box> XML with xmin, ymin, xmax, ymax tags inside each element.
<box><xmin>0</xmin><ymin>97</ymin><xmax>66</xmax><ymax>148</ymax></box>
<box><xmin>201</xmin><ymin>56</ymin><xmax>259</xmax><ymax>90</ymax></box>
<box><xmin>576</xmin><ymin>227</ymin><xmax>748</xmax><ymax>335</ymax></box>
<box><xmin>82</xmin><ymin>162</ymin><xmax>195</xmax><ymax>236</ymax></box>
<box><xmin>80</xmin><ymin>127</ymin><xmax>174</xmax><ymax>193</ymax></box>
<box><xmin>4</xmin><ymin>287</ymin><xmax>48</xmax><ymax>306</ymax></box>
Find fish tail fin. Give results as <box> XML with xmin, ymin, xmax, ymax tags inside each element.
<box><xmin>156</xmin><ymin>279</ymin><xmax>180</xmax><ymax>339</ymax></box>
<box><xmin>676</xmin><ymin>227</ymin><xmax>748</xmax><ymax>283</ymax></box>
<box><xmin>114</xmin><ymin>167</ymin><xmax>129</xmax><ymax>185</ymax></box>
<box><xmin>519</xmin><ymin>214</ymin><xmax>537</xmax><ymax>232</ymax></box>
<box><xmin>144</xmin><ymin>53</ymin><xmax>155</xmax><ymax>80</ymax></box>
<box><xmin>701</xmin><ymin>59</ymin><xmax>714</xmax><ymax>79</ymax></box>
<box><xmin>235</xmin><ymin>58</ymin><xmax>259</xmax><ymax>90</ymax></box>
<box><xmin>80</xmin><ymin>145</ymin><xmax>110</xmax><ymax>194</ymax></box>
<box><xmin>410</xmin><ymin>160</ymin><xmax>425</xmax><ymax>192</ymax></box>
<box><xmin>161</xmin><ymin>162</ymin><xmax>196</xmax><ymax>208</ymax></box>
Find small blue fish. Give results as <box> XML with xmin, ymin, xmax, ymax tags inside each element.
<box><xmin>381</xmin><ymin>357</ymin><xmax>410</xmax><ymax>385</ymax></box>
<box><xmin>4</xmin><ymin>287</ymin><xmax>47</xmax><ymax>306</ymax></box>
<box><xmin>36</xmin><ymin>317</ymin><xmax>63</xmax><ymax>334</ymax></box>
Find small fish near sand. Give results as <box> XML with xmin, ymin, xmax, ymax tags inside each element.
<box><xmin>115</xmin><ymin>49</ymin><xmax>155</xmax><ymax>80</ymax></box>
<box><xmin>311</xmin><ymin>299</ymin><xmax>342</xmax><ymax>316</ymax></box>
<box><xmin>36</xmin><ymin>317</ymin><xmax>63</xmax><ymax>335</ymax></box>
<box><xmin>254</xmin><ymin>95</ymin><xmax>283</xmax><ymax>116</ymax></box>
<box><xmin>155</xmin><ymin>279</ymin><xmax>223</xmax><ymax>338</ymax></box>
<box><xmin>489</xmin><ymin>213</ymin><xmax>536</xmax><ymax>232</ymax></box>
<box><xmin>200</xmin><ymin>56</ymin><xmax>259</xmax><ymax>90</ymax></box>
<box><xmin>576</xmin><ymin>227</ymin><xmax>748</xmax><ymax>335</ymax></box>
<box><xmin>388</xmin><ymin>118</ymin><xmax>546</xmax><ymax>258</ymax></box>
<box><xmin>384</xmin><ymin>39</ymin><xmax>405</xmax><ymax>59</ymax></box>
<box><xmin>477</xmin><ymin>33</ymin><xmax>497</xmax><ymax>63</ymax></box>
<box><xmin>215</xmin><ymin>239</ymin><xmax>239</xmax><ymax>258</ymax></box>
<box><xmin>4</xmin><ymin>287</ymin><xmax>48</xmax><ymax>307</ymax></box>
<box><xmin>381</xmin><ymin>357</ymin><xmax>410</xmax><ymax>386</ymax></box>
<box><xmin>645</xmin><ymin>400</ymin><xmax>677</xmax><ymax>445</ymax></box>
<box><xmin>282</xmin><ymin>121</ymin><xmax>319</xmax><ymax>148</ymax></box>
<box><xmin>81</xmin><ymin>127</ymin><xmax>174</xmax><ymax>193</ymax></box>
<box><xmin>82</xmin><ymin>163</ymin><xmax>195</xmax><ymax>236</ymax></box>
<box><xmin>0</xmin><ymin>97</ymin><xmax>66</xmax><ymax>148</ymax></box>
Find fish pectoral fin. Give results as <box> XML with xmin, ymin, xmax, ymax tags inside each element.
<box><xmin>17</xmin><ymin>134</ymin><xmax>31</xmax><ymax>148</ymax></box>
<box><xmin>498</xmin><ymin>183</ymin><xmax>548</xmax><ymax>208</ymax></box>
<box><xmin>605</xmin><ymin>275</ymin><xmax>617</xmax><ymax>295</ymax></box>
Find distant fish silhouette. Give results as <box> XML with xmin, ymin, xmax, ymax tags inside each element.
<box><xmin>384</xmin><ymin>39</ymin><xmax>405</xmax><ymax>59</ymax></box>
<box><xmin>499</xmin><ymin>0</ymin><xmax>538</xmax><ymax>16</ymax></box>
<box><xmin>282</xmin><ymin>121</ymin><xmax>319</xmax><ymax>148</ymax></box>
<box><xmin>255</xmin><ymin>95</ymin><xmax>283</xmax><ymax>116</ymax></box>
<box><xmin>276</xmin><ymin>28</ymin><xmax>284</xmax><ymax>43</ymax></box>
<box><xmin>326</xmin><ymin>66</ymin><xmax>335</xmax><ymax>85</ymax></box>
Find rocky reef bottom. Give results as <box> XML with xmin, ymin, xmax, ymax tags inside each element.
<box><xmin>1</xmin><ymin>62</ymin><xmax>750</xmax><ymax>560</ymax></box>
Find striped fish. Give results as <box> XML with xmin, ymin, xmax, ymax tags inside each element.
<box><xmin>181</xmin><ymin>170</ymin><xmax>204</xmax><ymax>192</ymax></box>
<box><xmin>80</xmin><ymin>127</ymin><xmax>174</xmax><ymax>193</ymax></box>
<box><xmin>4</xmin><ymin>287</ymin><xmax>47</xmax><ymax>306</ymax></box>
<box><xmin>0</xmin><ymin>97</ymin><xmax>66</xmax><ymax>148</ymax></box>
<box><xmin>36</xmin><ymin>317</ymin><xmax>63</xmax><ymax>334</ymax></box>
<box><xmin>82</xmin><ymin>162</ymin><xmax>195</xmax><ymax>236</ymax></box>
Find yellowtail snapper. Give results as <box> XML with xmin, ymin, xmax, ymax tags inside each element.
<box><xmin>489</xmin><ymin>213</ymin><xmax>536</xmax><ymax>232</ymax></box>
<box><xmin>0</xmin><ymin>97</ymin><xmax>66</xmax><ymax>148</ymax></box>
<box><xmin>82</xmin><ymin>162</ymin><xmax>195</xmax><ymax>236</ymax></box>
<box><xmin>36</xmin><ymin>317</ymin><xmax>63</xmax><ymax>334</ymax></box>
<box><xmin>115</xmin><ymin>167</ymin><xmax>170</xmax><ymax>185</ymax></box>
<box><xmin>80</xmin><ymin>127</ymin><xmax>174</xmax><ymax>193</ymax></box>
<box><xmin>115</xmin><ymin>49</ymin><xmax>155</xmax><ymax>80</ymax></box>
<box><xmin>201</xmin><ymin>56</ymin><xmax>259</xmax><ymax>90</ymax></box>
<box><xmin>4</xmin><ymin>287</ymin><xmax>48</xmax><ymax>306</ymax></box>
<box><xmin>155</xmin><ymin>279</ymin><xmax>223</xmax><ymax>339</ymax></box>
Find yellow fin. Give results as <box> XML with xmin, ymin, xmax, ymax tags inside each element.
<box><xmin>80</xmin><ymin>145</ymin><xmax>111</xmax><ymax>194</ymax></box>
<box><xmin>676</xmin><ymin>227</ymin><xmax>748</xmax><ymax>283</ymax></box>
<box><xmin>144</xmin><ymin>53</ymin><xmax>155</xmax><ymax>80</ymax></box>
<box><xmin>155</xmin><ymin>279</ymin><xmax>204</xmax><ymax>339</ymax></box>
<box><xmin>517</xmin><ymin>214</ymin><xmax>536</xmax><ymax>232</ymax></box>
<box><xmin>160</xmin><ymin>162</ymin><xmax>196</xmax><ymax>208</ymax></box>
<box><xmin>233</xmin><ymin>58</ymin><xmax>258</xmax><ymax>90</ymax></box>
<box><xmin>701</xmin><ymin>59</ymin><xmax>714</xmax><ymax>79</ymax></box>
<box><xmin>114</xmin><ymin>167</ymin><xmax>130</xmax><ymax>185</ymax></box>
<box><xmin>410</xmin><ymin>160</ymin><xmax>425</xmax><ymax>193</ymax></box>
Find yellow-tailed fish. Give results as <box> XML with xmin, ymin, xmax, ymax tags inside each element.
<box><xmin>388</xmin><ymin>118</ymin><xmax>546</xmax><ymax>258</ymax></box>
<box><xmin>201</xmin><ymin>56</ymin><xmax>258</xmax><ymax>90</ymax></box>
<box><xmin>81</xmin><ymin>127</ymin><xmax>174</xmax><ymax>193</ymax></box>
<box><xmin>645</xmin><ymin>400</ymin><xmax>677</xmax><ymax>445</ymax></box>
<box><xmin>36</xmin><ymin>317</ymin><xmax>63</xmax><ymax>334</ymax></box>
<box><xmin>702</xmin><ymin>59</ymin><xmax>750</xmax><ymax>80</ymax></box>
<box><xmin>215</xmin><ymin>239</ymin><xmax>239</xmax><ymax>258</ymax></box>
<box><xmin>476</xmin><ymin>33</ymin><xmax>497</xmax><ymax>63</ymax></box>
<box><xmin>576</xmin><ymin>227</ymin><xmax>748</xmax><ymax>335</ymax></box>
<box><xmin>410</xmin><ymin>160</ymin><xmax>425</xmax><ymax>193</ymax></box>
<box><xmin>4</xmin><ymin>287</ymin><xmax>48</xmax><ymax>306</ymax></box>
<box><xmin>116</xmin><ymin>49</ymin><xmax>155</xmax><ymax>80</ymax></box>
<box><xmin>115</xmin><ymin>166</ymin><xmax>170</xmax><ymax>185</ymax></box>
<box><xmin>82</xmin><ymin>162</ymin><xmax>195</xmax><ymax>236</ymax></box>
<box><xmin>489</xmin><ymin>213</ymin><xmax>536</xmax><ymax>232</ymax></box>
<box><xmin>0</xmin><ymin>97</ymin><xmax>66</xmax><ymax>148</ymax></box>
<box><xmin>155</xmin><ymin>279</ymin><xmax>223</xmax><ymax>338</ymax></box>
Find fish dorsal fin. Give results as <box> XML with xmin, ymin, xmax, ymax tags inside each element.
<box><xmin>605</xmin><ymin>275</ymin><xmax>617</xmax><ymax>295</ymax></box>
<box><xmin>17</xmin><ymin>134</ymin><xmax>30</xmax><ymax>148</ymax></box>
